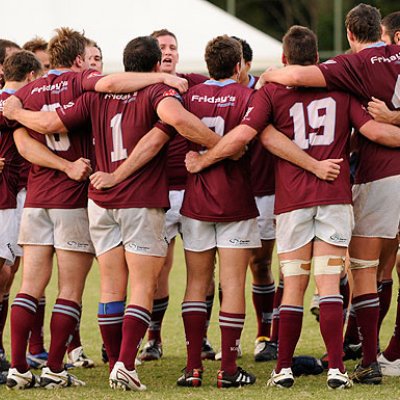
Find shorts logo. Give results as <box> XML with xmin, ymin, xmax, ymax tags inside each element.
<box><xmin>127</xmin><ymin>243</ymin><xmax>150</xmax><ymax>252</ymax></box>
<box><xmin>229</xmin><ymin>238</ymin><xmax>250</xmax><ymax>246</ymax></box>
<box><xmin>67</xmin><ymin>241</ymin><xmax>90</xmax><ymax>249</ymax></box>
<box><xmin>329</xmin><ymin>233</ymin><xmax>347</xmax><ymax>244</ymax></box>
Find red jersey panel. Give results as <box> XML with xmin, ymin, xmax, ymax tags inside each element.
<box><xmin>167</xmin><ymin>73</ymin><xmax>208</xmax><ymax>190</ymax></box>
<box><xmin>318</xmin><ymin>44</ymin><xmax>400</xmax><ymax>184</ymax></box>
<box><xmin>250</xmin><ymin>139</ymin><xmax>275</xmax><ymax>196</ymax></box>
<box><xmin>15</xmin><ymin>69</ymin><xmax>102</xmax><ymax>208</ymax></box>
<box><xmin>58</xmin><ymin>84</ymin><xmax>181</xmax><ymax>209</ymax></box>
<box><xmin>242</xmin><ymin>84</ymin><xmax>371</xmax><ymax>214</ymax></box>
<box><xmin>0</xmin><ymin>90</ymin><xmax>22</xmax><ymax>208</ymax></box>
<box><xmin>180</xmin><ymin>79</ymin><xmax>259</xmax><ymax>222</ymax></box>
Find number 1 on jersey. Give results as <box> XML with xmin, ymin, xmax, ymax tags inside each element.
<box><xmin>110</xmin><ymin>113</ymin><xmax>128</xmax><ymax>162</ymax></box>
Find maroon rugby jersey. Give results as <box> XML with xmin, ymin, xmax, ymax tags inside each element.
<box><xmin>57</xmin><ymin>84</ymin><xmax>181</xmax><ymax>209</ymax></box>
<box><xmin>180</xmin><ymin>79</ymin><xmax>259</xmax><ymax>222</ymax></box>
<box><xmin>0</xmin><ymin>89</ymin><xmax>22</xmax><ymax>208</ymax></box>
<box><xmin>15</xmin><ymin>69</ymin><xmax>102</xmax><ymax>208</ymax></box>
<box><xmin>167</xmin><ymin>72</ymin><xmax>208</xmax><ymax>190</ymax></box>
<box><xmin>242</xmin><ymin>84</ymin><xmax>371</xmax><ymax>214</ymax></box>
<box><xmin>318</xmin><ymin>44</ymin><xmax>400</xmax><ymax>184</ymax></box>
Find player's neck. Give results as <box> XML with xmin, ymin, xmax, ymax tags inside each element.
<box><xmin>353</xmin><ymin>41</ymin><xmax>380</xmax><ymax>53</ymax></box>
<box><xmin>3</xmin><ymin>81</ymin><xmax>26</xmax><ymax>90</ymax></box>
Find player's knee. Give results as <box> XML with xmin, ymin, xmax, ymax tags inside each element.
<box><xmin>313</xmin><ymin>255</ymin><xmax>344</xmax><ymax>275</ymax></box>
<box><xmin>280</xmin><ymin>259</ymin><xmax>311</xmax><ymax>277</ymax></box>
<box><xmin>349</xmin><ymin>257</ymin><xmax>379</xmax><ymax>270</ymax></box>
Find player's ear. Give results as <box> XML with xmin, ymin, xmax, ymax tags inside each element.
<box><xmin>395</xmin><ymin>30</ymin><xmax>400</xmax><ymax>45</ymax></box>
<box><xmin>154</xmin><ymin>61</ymin><xmax>161</xmax><ymax>72</ymax></box>
<box><xmin>316</xmin><ymin>51</ymin><xmax>320</xmax><ymax>64</ymax></box>
<box><xmin>281</xmin><ymin>52</ymin><xmax>288</xmax><ymax>66</ymax></box>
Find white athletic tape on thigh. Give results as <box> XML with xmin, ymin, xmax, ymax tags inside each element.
<box><xmin>280</xmin><ymin>259</ymin><xmax>311</xmax><ymax>277</ymax></box>
<box><xmin>313</xmin><ymin>255</ymin><xmax>344</xmax><ymax>275</ymax></box>
<box><xmin>349</xmin><ymin>257</ymin><xmax>379</xmax><ymax>270</ymax></box>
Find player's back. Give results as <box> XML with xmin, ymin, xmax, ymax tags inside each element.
<box><xmin>0</xmin><ymin>90</ymin><xmax>22</xmax><ymax>208</ymax></box>
<box><xmin>319</xmin><ymin>45</ymin><xmax>400</xmax><ymax>184</ymax></box>
<box><xmin>264</xmin><ymin>84</ymin><xmax>370</xmax><ymax>214</ymax></box>
<box><xmin>181</xmin><ymin>80</ymin><xmax>258</xmax><ymax>222</ymax></box>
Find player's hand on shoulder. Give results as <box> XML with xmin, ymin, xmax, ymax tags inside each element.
<box><xmin>65</xmin><ymin>158</ymin><xmax>92</xmax><ymax>182</ymax></box>
<box><xmin>367</xmin><ymin>97</ymin><xmax>393</xmax><ymax>123</ymax></box>
<box><xmin>89</xmin><ymin>171</ymin><xmax>117</xmax><ymax>190</ymax></box>
<box><xmin>255</xmin><ymin>66</ymin><xmax>278</xmax><ymax>90</ymax></box>
<box><xmin>163</xmin><ymin>74</ymin><xmax>188</xmax><ymax>94</ymax></box>
<box><xmin>0</xmin><ymin>157</ymin><xmax>5</xmax><ymax>173</ymax></box>
<box><xmin>185</xmin><ymin>151</ymin><xmax>204</xmax><ymax>173</ymax></box>
<box><xmin>314</xmin><ymin>158</ymin><xmax>343</xmax><ymax>181</ymax></box>
<box><xmin>3</xmin><ymin>95</ymin><xmax>23</xmax><ymax>120</ymax></box>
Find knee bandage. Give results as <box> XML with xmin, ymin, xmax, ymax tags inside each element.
<box><xmin>313</xmin><ymin>255</ymin><xmax>344</xmax><ymax>275</ymax></box>
<box><xmin>280</xmin><ymin>259</ymin><xmax>311</xmax><ymax>277</ymax></box>
<box><xmin>349</xmin><ymin>257</ymin><xmax>379</xmax><ymax>270</ymax></box>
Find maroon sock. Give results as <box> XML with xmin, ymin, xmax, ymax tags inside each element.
<box><xmin>119</xmin><ymin>305</ymin><xmax>150</xmax><ymax>370</ymax></box>
<box><xmin>67</xmin><ymin>304</ymin><xmax>82</xmax><ymax>353</ymax></box>
<box><xmin>98</xmin><ymin>312</ymin><xmax>123</xmax><ymax>371</ymax></box>
<box><xmin>319</xmin><ymin>296</ymin><xmax>345</xmax><ymax>372</ymax></box>
<box><xmin>218</xmin><ymin>283</ymin><xmax>223</xmax><ymax>305</ymax></box>
<box><xmin>204</xmin><ymin>294</ymin><xmax>214</xmax><ymax>337</ymax></box>
<box><xmin>47</xmin><ymin>298</ymin><xmax>80</xmax><ymax>372</ymax></box>
<box><xmin>276</xmin><ymin>305</ymin><xmax>303</xmax><ymax>372</ymax></box>
<box><xmin>378</xmin><ymin>279</ymin><xmax>393</xmax><ymax>335</ymax></box>
<box><xmin>384</xmin><ymin>288</ymin><xmax>400</xmax><ymax>361</ymax></box>
<box><xmin>0</xmin><ymin>293</ymin><xmax>9</xmax><ymax>352</ymax></box>
<box><xmin>182</xmin><ymin>302</ymin><xmax>207</xmax><ymax>370</ymax></box>
<box><xmin>353</xmin><ymin>293</ymin><xmax>379</xmax><ymax>367</ymax></box>
<box><xmin>219</xmin><ymin>311</ymin><xmax>245</xmax><ymax>376</ymax></box>
<box><xmin>344</xmin><ymin>304</ymin><xmax>360</xmax><ymax>344</ymax></box>
<box><xmin>28</xmin><ymin>296</ymin><xmax>46</xmax><ymax>354</ymax></box>
<box><xmin>340</xmin><ymin>275</ymin><xmax>350</xmax><ymax>323</ymax></box>
<box><xmin>11</xmin><ymin>293</ymin><xmax>38</xmax><ymax>372</ymax></box>
<box><xmin>252</xmin><ymin>282</ymin><xmax>275</xmax><ymax>338</ymax></box>
<box><xmin>148</xmin><ymin>296</ymin><xmax>168</xmax><ymax>343</ymax></box>
<box><xmin>270</xmin><ymin>280</ymin><xmax>284</xmax><ymax>343</ymax></box>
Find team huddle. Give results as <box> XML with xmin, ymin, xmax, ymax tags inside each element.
<box><xmin>0</xmin><ymin>1</ymin><xmax>399</xmax><ymax>392</ymax></box>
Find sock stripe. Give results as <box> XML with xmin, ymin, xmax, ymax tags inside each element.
<box><xmin>3</xmin><ymin>293</ymin><xmax>9</xmax><ymax>301</ymax></box>
<box><xmin>125</xmin><ymin>307</ymin><xmax>151</xmax><ymax>324</ymax></box>
<box><xmin>38</xmin><ymin>297</ymin><xmax>46</xmax><ymax>306</ymax></box>
<box><xmin>252</xmin><ymin>283</ymin><xmax>275</xmax><ymax>294</ymax></box>
<box><xmin>319</xmin><ymin>295</ymin><xmax>343</xmax><ymax>305</ymax></box>
<box><xmin>182</xmin><ymin>302</ymin><xmax>207</xmax><ymax>314</ymax></box>
<box><xmin>340</xmin><ymin>274</ymin><xmax>348</xmax><ymax>286</ymax></box>
<box><xmin>352</xmin><ymin>298</ymin><xmax>379</xmax><ymax>310</ymax></box>
<box><xmin>279</xmin><ymin>305</ymin><xmax>303</xmax><ymax>313</ymax></box>
<box><xmin>12</xmin><ymin>297</ymin><xmax>37</xmax><ymax>313</ymax></box>
<box><xmin>53</xmin><ymin>304</ymin><xmax>80</xmax><ymax>321</ymax></box>
<box><xmin>152</xmin><ymin>300</ymin><xmax>169</xmax><ymax>312</ymax></box>
<box><xmin>98</xmin><ymin>315</ymin><xmax>124</xmax><ymax>325</ymax></box>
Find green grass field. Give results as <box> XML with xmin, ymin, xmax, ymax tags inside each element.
<box><xmin>2</xmin><ymin>237</ymin><xmax>400</xmax><ymax>399</ymax></box>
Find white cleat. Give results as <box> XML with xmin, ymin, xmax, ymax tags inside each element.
<box><xmin>67</xmin><ymin>346</ymin><xmax>95</xmax><ymax>368</ymax></box>
<box><xmin>40</xmin><ymin>367</ymin><xmax>85</xmax><ymax>389</ymax></box>
<box><xmin>327</xmin><ymin>368</ymin><xmax>353</xmax><ymax>389</ymax></box>
<box><xmin>109</xmin><ymin>361</ymin><xmax>146</xmax><ymax>391</ymax></box>
<box><xmin>6</xmin><ymin>368</ymin><xmax>40</xmax><ymax>390</ymax></box>
<box><xmin>267</xmin><ymin>368</ymin><xmax>294</xmax><ymax>388</ymax></box>
<box><xmin>377</xmin><ymin>353</ymin><xmax>400</xmax><ymax>376</ymax></box>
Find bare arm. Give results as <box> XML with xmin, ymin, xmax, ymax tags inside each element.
<box><xmin>260</xmin><ymin>125</ymin><xmax>342</xmax><ymax>181</ymax></box>
<box><xmin>156</xmin><ymin>97</ymin><xmax>221</xmax><ymax>149</ymax></box>
<box><xmin>185</xmin><ymin>124</ymin><xmax>257</xmax><ymax>173</ymax></box>
<box><xmin>258</xmin><ymin>65</ymin><xmax>326</xmax><ymax>88</ymax></box>
<box><xmin>90</xmin><ymin>127</ymin><xmax>170</xmax><ymax>189</ymax></box>
<box><xmin>359</xmin><ymin>119</ymin><xmax>400</xmax><ymax>147</ymax></box>
<box><xmin>367</xmin><ymin>97</ymin><xmax>400</xmax><ymax>125</ymax></box>
<box><xmin>13</xmin><ymin>128</ymin><xmax>91</xmax><ymax>181</ymax></box>
<box><xmin>3</xmin><ymin>96</ymin><xmax>66</xmax><ymax>134</ymax></box>
<box><xmin>94</xmin><ymin>72</ymin><xmax>188</xmax><ymax>94</ymax></box>
<box><xmin>0</xmin><ymin>158</ymin><xmax>4</xmax><ymax>173</ymax></box>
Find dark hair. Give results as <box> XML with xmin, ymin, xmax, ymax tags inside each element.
<box><xmin>123</xmin><ymin>36</ymin><xmax>161</xmax><ymax>72</ymax></box>
<box><xmin>150</xmin><ymin>29</ymin><xmax>178</xmax><ymax>45</ymax></box>
<box><xmin>205</xmin><ymin>35</ymin><xmax>241</xmax><ymax>80</ymax></box>
<box><xmin>231</xmin><ymin>36</ymin><xmax>253</xmax><ymax>62</ymax></box>
<box><xmin>282</xmin><ymin>25</ymin><xmax>318</xmax><ymax>66</ymax></box>
<box><xmin>48</xmin><ymin>27</ymin><xmax>88</xmax><ymax>68</ymax></box>
<box><xmin>3</xmin><ymin>50</ymin><xmax>42</xmax><ymax>82</ymax></box>
<box><xmin>23</xmin><ymin>37</ymin><xmax>48</xmax><ymax>53</ymax></box>
<box><xmin>382</xmin><ymin>11</ymin><xmax>400</xmax><ymax>44</ymax></box>
<box><xmin>345</xmin><ymin>3</ymin><xmax>381</xmax><ymax>43</ymax></box>
<box><xmin>0</xmin><ymin>39</ymin><xmax>20</xmax><ymax>65</ymax></box>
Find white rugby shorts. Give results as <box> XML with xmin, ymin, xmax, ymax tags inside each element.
<box><xmin>255</xmin><ymin>194</ymin><xmax>276</xmax><ymax>241</ymax></box>
<box><xmin>276</xmin><ymin>204</ymin><xmax>354</xmax><ymax>254</ymax></box>
<box><xmin>88</xmin><ymin>199</ymin><xmax>168</xmax><ymax>257</ymax></box>
<box><xmin>0</xmin><ymin>208</ymin><xmax>19</xmax><ymax>266</ymax></box>
<box><xmin>352</xmin><ymin>175</ymin><xmax>400</xmax><ymax>239</ymax></box>
<box><xmin>165</xmin><ymin>190</ymin><xmax>184</xmax><ymax>242</ymax></box>
<box><xmin>181</xmin><ymin>216</ymin><xmax>261</xmax><ymax>252</ymax></box>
